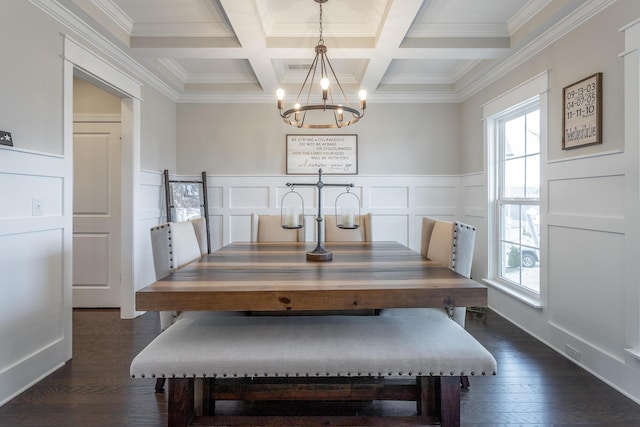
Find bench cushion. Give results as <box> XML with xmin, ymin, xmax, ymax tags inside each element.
<box><xmin>130</xmin><ymin>315</ymin><xmax>496</xmax><ymax>379</ymax></box>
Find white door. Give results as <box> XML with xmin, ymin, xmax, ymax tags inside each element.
<box><xmin>72</xmin><ymin>122</ymin><xmax>121</xmax><ymax>307</ymax></box>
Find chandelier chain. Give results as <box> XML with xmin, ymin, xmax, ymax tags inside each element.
<box><xmin>318</xmin><ymin>2</ymin><xmax>324</xmax><ymax>44</ymax></box>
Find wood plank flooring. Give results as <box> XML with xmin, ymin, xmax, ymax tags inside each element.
<box><xmin>1</xmin><ymin>308</ymin><xmax>640</xmax><ymax>426</ymax></box>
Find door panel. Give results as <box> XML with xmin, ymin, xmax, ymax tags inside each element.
<box><xmin>73</xmin><ymin>122</ymin><xmax>121</xmax><ymax>308</ymax></box>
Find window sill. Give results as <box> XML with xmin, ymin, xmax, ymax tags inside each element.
<box><xmin>482</xmin><ymin>278</ymin><xmax>543</xmax><ymax>309</ymax></box>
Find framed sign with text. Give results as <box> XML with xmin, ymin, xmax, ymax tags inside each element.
<box><xmin>562</xmin><ymin>72</ymin><xmax>602</xmax><ymax>150</ymax></box>
<box><xmin>286</xmin><ymin>134</ymin><xmax>358</xmax><ymax>175</ymax></box>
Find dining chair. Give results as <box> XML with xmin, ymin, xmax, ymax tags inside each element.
<box><xmin>190</xmin><ymin>217</ymin><xmax>209</xmax><ymax>255</ymax></box>
<box><xmin>324</xmin><ymin>212</ymin><xmax>372</xmax><ymax>242</ymax></box>
<box><xmin>250</xmin><ymin>213</ymin><xmax>305</xmax><ymax>242</ymax></box>
<box><xmin>418</xmin><ymin>216</ymin><xmax>477</xmax><ymax>326</ymax></box>
<box><xmin>149</xmin><ymin>219</ymin><xmax>243</xmax><ymax>392</ymax></box>
<box><xmin>381</xmin><ymin>216</ymin><xmax>476</xmax><ymax>388</ymax></box>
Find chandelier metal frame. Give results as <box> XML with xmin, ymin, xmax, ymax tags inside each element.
<box><xmin>276</xmin><ymin>0</ymin><xmax>366</xmax><ymax>129</ymax></box>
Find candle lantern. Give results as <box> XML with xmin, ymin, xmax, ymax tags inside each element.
<box><xmin>280</xmin><ymin>185</ymin><xmax>305</xmax><ymax>229</ymax></box>
<box><xmin>335</xmin><ymin>186</ymin><xmax>361</xmax><ymax>229</ymax></box>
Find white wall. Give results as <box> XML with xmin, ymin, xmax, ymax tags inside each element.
<box><xmin>0</xmin><ymin>0</ymin><xmax>72</xmax><ymax>407</ymax></box>
<box><xmin>461</xmin><ymin>0</ymin><xmax>640</xmax><ymax>403</ymax></box>
<box><xmin>164</xmin><ymin>173</ymin><xmax>462</xmax><ymax>254</ymax></box>
<box><xmin>0</xmin><ymin>0</ymin><xmax>175</xmax><ymax>406</ymax></box>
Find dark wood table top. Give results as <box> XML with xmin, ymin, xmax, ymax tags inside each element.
<box><xmin>136</xmin><ymin>241</ymin><xmax>487</xmax><ymax>312</ymax></box>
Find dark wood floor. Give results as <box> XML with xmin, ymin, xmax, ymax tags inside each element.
<box><xmin>2</xmin><ymin>309</ymin><xmax>640</xmax><ymax>426</ymax></box>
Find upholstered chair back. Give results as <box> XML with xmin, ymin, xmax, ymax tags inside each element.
<box><xmin>419</xmin><ymin>216</ymin><xmax>477</xmax><ymax>327</ymax></box>
<box><xmin>150</xmin><ymin>221</ymin><xmax>202</xmax><ymax>280</ymax></box>
<box><xmin>324</xmin><ymin>213</ymin><xmax>372</xmax><ymax>242</ymax></box>
<box><xmin>190</xmin><ymin>217</ymin><xmax>209</xmax><ymax>256</ymax></box>
<box><xmin>420</xmin><ymin>217</ymin><xmax>476</xmax><ymax>279</ymax></box>
<box><xmin>150</xmin><ymin>221</ymin><xmax>203</xmax><ymax>331</ymax></box>
<box><xmin>421</xmin><ymin>217</ymin><xmax>455</xmax><ymax>266</ymax></box>
<box><xmin>451</xmin><ymin>222</ymin><xmax>476</xmax><ymax>279</ymax></box>
<box><xmin>251</xmin><ymin>214</ymin><xmax>305</xmax><ymax>242</ymax></box>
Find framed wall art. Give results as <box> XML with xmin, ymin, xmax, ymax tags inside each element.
<box><xmin>562</xmin><ymin>72</ymin><xmax>602</xmax><ymax>149</ymax></box>
<box><xmin>286</xmin><ymin>134</ymin><xmax>357</xmax><ymax>175</ymax></box>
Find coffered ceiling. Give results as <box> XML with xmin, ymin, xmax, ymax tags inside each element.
<box><xmin>55</xmin><ymin>0</ymin><xmax>612</xmax><ymax>103</ymax></box>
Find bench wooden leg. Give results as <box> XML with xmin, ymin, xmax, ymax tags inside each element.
<box><xmin>420</xmin><ymin>376</ymin><xmax>460</xmax><ymax>427</ymax></box>
<box><xmin>168</xmin><ymin>378</ymin><xmax>194</xmax><ymax>427</ymax></box>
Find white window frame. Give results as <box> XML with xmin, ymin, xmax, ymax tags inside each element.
<box><xmin>483</xmin><ymin>71</ymin><xmax>548</xmax><ymax>308</ymax></box>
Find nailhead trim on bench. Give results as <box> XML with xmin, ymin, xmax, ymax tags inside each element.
<box><xmin>131</xmin><ymin>316</ymin><xmax>497</xmax><ymax>381</ymax></box>
<box><xmin>133</xmin><ymin>370</ymin><xmax>491</xmax><ymax>379</ymax></box>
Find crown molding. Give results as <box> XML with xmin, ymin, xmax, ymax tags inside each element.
<box><xmin>457</xmin><ymin>0</ymin><xmax>617</xmax><ymax>102</ymax></box>
<box><xmin>29</xmin><ymin>0</ymin><xmax>180</xmax><ymax>102</ymax></box>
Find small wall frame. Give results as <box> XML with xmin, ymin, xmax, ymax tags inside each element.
<box><xmin>286</xmin><ymin>134</ymin><xmax>357</xmax><ymax>175</ymax></box>
<box><xmin>562</xmin><ymin>72</ymin><xmax>602</xmax><ymax>150</ymax></box>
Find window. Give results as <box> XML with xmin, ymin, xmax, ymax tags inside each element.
<box><xmin>497</xmin><ymin>104</ymin><xmax>540</xmax><ymax>294</ymax></box>
<box><xmin>484</xmin><ymin>72</ymin><xmax>547</xmax><ymax>306</ymax></box>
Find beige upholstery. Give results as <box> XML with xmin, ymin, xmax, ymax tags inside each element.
<box><xmin>382</xmin><ymin>217</ymin><xmax>476</xmax><ymax>328</ymax></box>
<box><xmin>149</xmin><ymin>220</ymin><xmax>241</xmax><ymax>393</ymax></box>
<box><xmin>421</xmin><ymin>217</ymin><xmax>476</xmax><ymax>327</ymax></box>
<box><xmin>150</xmin><ymin>221</ymin><xmax>243</xmax><ymax>333</ymax></box>
<box><xmin>324</xmin><ymin>213</ymin><xmax>372</xmax><ymax>242</ymax></box>
<box><xmin>190</xmin><ymin>217</ymin><xmax>208</xmax><ymax>256</ymax></box>
<box><xmin>150</xmin><ymin>222</ymin><xmax>203</xmax><ymax>331</ymax></box>
<box><xmin>251</xmin><ymin>214</ymin><xmax>304</xmax><ymax>242</ymax></box>
<box><xmin>150</xmin><ymin>222</ymin><xmax>201</xmax><ymax>283</ymax></box>
<box><xmin>131</xmin><ymin>315</ymin><xmax>497</xmax><ymax>380</ymax></box>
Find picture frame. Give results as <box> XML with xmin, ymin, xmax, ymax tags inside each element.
<box><xmin>286</xmin><ymin>134</ymin><xmax>358</xmax><ymax>175</ymax></box>
<box><xmin>562</xmin><ymin>72</ymin><xmax>602</xmax><ymax>150</ymax></box>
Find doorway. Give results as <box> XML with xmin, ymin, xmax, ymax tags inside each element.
<box><xmin>72</xmin><ymin>78</ymin><xmax>122</xmax><ymax>308</ymax></box>
<box><xmin>64</xmin><ymin>35</ymin><xmax>142</xmax><ymax>318</ymax></box>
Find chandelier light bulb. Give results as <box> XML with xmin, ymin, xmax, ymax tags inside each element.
<box><xmin>276</xmin><ymin>88</ymin><xmax>285</xmax><ymax>110</ymax></box>
<box><xmin>359</xmin><ymin>89</ymin><xmax>367</xmax><ymax>110</ymax></box>
<box><xmin>294</xmin><ymin>103</ymin><xmax>301</xmax><ymax>122</ymax></box>
<box><xmin>320</xmin><ymin>78</ymin><xmax>330</xmax><ymax>90</ymax></box>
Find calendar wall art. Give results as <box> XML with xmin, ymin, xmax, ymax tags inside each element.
<box><xmin>562</xmin><ymin>73</ymin><xmax>602</xmax><ymax>149</ymax></box>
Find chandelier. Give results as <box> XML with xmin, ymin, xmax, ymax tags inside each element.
<box><xmin>276</xmin><ymin>0</ymin><xmax>367</xmax><ymax>129</ymax></box>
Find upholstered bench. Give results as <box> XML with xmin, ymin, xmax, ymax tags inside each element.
<box><xmin>131</xmin><ymin>314</ymin><xmax>496</xmax><ymax>426</ymax></box>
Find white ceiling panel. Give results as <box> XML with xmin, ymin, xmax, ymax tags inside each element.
<box><xmin>62</xmin><ymin>0</ymin><xmax>613</xmax><ymax>103</ymax></box>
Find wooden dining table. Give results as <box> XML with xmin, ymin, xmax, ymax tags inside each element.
<box><xmin>136</xmin><ymin>241</ymin><xmax>487</xmax><ymax>313</ymax></box>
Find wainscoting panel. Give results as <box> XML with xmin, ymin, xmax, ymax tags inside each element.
<box><xmin>229</xmin><ymin>214</ymin><xmax>252</xmax><ymax>243</ymax></box>
<box><xmin>229</xmin><ymin>186</ymin><xmax>270</xmax><ymax>209</ymax></box>
<box><xmin>0</xmin><ymin>146</ymin><xmax>70</xmax><ymax>407</ymax></box>
<box><xmin>549</xmin><ymin>174</ymin><xmax>624</xmax><ymax>219</ymax></box>
<box><xmin>190</xmin><ymin>175</ymin><xmax>461</xmax><ymax>252</ymax></box>
<box><xmin>209</xmin><ymin>186</ymin><xmax>224</xmax><ymax>209</ymax></box>
<box><xmin>374</xmin><ymin>215</ymin><xmax>409</xmax><ymax>245</ymax></box>
<box><xmin>369</xmin><ymin>186</ymin><xmax>409</xmax><ymax>209</ymax></box>
<box><xmin>548</xmin><ymin>225</ymin><xmax>626</xmax><ymax>361</ymax></box>
<box><xmin>0</xmin><ymin>172</ymin><xmax>63</xmax><ymax>218</ymax></box>
<box><xmin>415</xmin><ymin>185</ymin><xmax>456</xmax><ymax>210</ymax></box>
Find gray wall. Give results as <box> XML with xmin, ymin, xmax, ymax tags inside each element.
<box><xmin>176</xmin><ymin>103</ymin><xmax>461</xmax><ymax>176</ymax></box>
<box><xmin>0</xmin><ymin>0</ymin><xmax>64</xmax><ymax>154</ymax></box>
<box><xmin>461</xmin><ymin>0</ymin><xmax>630</xmax><ymax>174</ymax></box>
